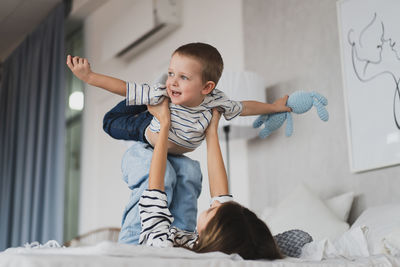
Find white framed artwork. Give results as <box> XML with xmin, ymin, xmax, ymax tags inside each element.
<box><xmin>337</xmin><ymin>0</ymin><xmax>400</xmax><ymax>172</ymax></box>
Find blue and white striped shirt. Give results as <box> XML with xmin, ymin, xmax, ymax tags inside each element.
<box><xmin>126</xmin><ymin>82</ymin><xmax>243</xmax><ymax>149</ymax></box>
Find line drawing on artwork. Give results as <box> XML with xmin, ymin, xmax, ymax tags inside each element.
<box><xmin>347</xmin><ymin>12</ymin><xmax>400</xmax><ymax>129</ymax></box>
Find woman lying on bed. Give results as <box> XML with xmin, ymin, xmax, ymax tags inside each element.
<box><xmin>142</xmin><ymin>99</ymin><xmax>283</xmax><ymax>260</ymax></box>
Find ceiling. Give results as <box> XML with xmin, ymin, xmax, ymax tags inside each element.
<box><xmin>0</xmin><ymin>0</ymin><xmax>109</xmax><ymax>62</ymax></box>
<box><xmin>0</xmin><ymin>0</ymin><xmax>62</xmax><ymax>62</ymax></box>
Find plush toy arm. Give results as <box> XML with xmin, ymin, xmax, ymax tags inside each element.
<box><xmin>313</xmin><ymin>99</ymin><xmax>329</xmax><ymax>121</ymax></box>
<box><xmin>285</xmin><ymin>112</ymin><xmax>294</xmax><ymax>137</ymax></box>
<box><xmin>311</xmin><ymin>92</ymin><xmax>328</xmax><ymax>106</ymax></box>
<box><xmin>253</xmin><ymin>114</ymin><xmax>268</xmax><ymax>128</ymax></box>
<box><xmin>310</xmin><ymin>92</ymin><xmax>329</xmax><ymax>121</ymax></box>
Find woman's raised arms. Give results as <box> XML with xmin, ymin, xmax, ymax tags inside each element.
<box><xmin>205</xmin><ymin>109</ymin><xmax>229</xmax><ymax>198</ymax></box>
<box><xmin>146</xmin><ymin>99</ymin><xmax>171</xmax><ymax>191</ymax></box>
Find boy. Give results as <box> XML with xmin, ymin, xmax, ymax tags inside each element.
<box><xmin>66</xmin><ymin>43</ymin><xmax>291</xmax><ymax>155</ymax></box>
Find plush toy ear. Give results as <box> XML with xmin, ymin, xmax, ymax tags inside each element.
<box><xmin>253</xmin><ymin>114</ymin><xmax>268</xmax><ymax>128</ymax></box>
<box><xmin>285</xmin><ymin>112</ymin><xmax>294</xmax><ymax>137</ymax></box>
<box><xmin>259</xmin><ymin>113</ymin><xmax>287</xmax><ymax>139</ymax></box>
<box><xmin>258</xmin><ymin>116</ymin><xmax>273</xmax><ymax>139</ymax></box>
<box><xmin>259</xmin><ymin>126</ymin><xmax>273</xmax><ymax>139</ymax></box>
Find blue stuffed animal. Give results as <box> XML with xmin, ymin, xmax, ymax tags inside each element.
<box><xmin>253</xmin><ymin>91</ymin><xmax>329</xmax><ymax>138</ymax></box>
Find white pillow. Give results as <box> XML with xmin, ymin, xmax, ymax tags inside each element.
<box><xmin>261</xmin><ymin>191</ymin><xmax>354</xmax><ymax>222</ymax></box>
<box><xmin>325</xmin><ymin>191</ymin><xmax>354</xmax><ymax>222</ymax></box>
<box><xmin>351</xmin><ymin>203</ymin><xmax>400</xmax><ymax>255</ymax></box>
<box><xmin>264</xmin><ymin>184</ymin><xmax>349</xmax><ymax>241</ymax></box>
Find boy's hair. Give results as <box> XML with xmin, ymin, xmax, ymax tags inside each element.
<box><xmin>173</xmin><ymin>43</ymin><xmax>224</xmax><ymax>85</ymax></box>
<box><xmin>191</xmin><ymin>202</ymin><xmax>283</xmax><ymax>260</ymax></box>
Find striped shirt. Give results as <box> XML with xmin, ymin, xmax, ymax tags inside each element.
<box><xmin>126</xmin><ymin>82</ymin><xmax>243</xmax><ymax>149</ymax></box>
<box><xmin>139</xmin><ymin>189</ymin><xmax>233</xmax><ymax>248</ymax></box>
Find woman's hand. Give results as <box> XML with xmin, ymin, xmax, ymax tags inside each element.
<box><xmin>147</xmin><ymin>98</ymin><xmax>171</xmax><ymax>128</ymax></box>
<box><xmin>206</xmin><ymin>109</ymin><xmax>221</xmax><ymax>135</ymax></box>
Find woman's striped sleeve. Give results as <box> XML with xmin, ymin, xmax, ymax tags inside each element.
<box><xmin>138</xmin><ymin>189</ymin><xmax>174</xmax><ymax>247</ymax></box>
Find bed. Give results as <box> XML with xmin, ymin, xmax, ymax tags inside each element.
<box><xmin>1</xmin><ymin>185</ymin><xmax>399</xmax><ymax>267</ymax></box>
<box><xmin>0</xmin><ymin>241</ymin><xmax>399</xmax><ymax>267</ymax></box>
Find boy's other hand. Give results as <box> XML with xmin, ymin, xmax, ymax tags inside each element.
<box><xmin>272</xmin><ymin>95</ymin><xmax>292</xmax><ymax>113</ymax></box>
<box><xmin>66</xmin><ymin>55</ymin><xmax>92</xmax><ymax>83</ymax></box>
<box><xmin>148</xmin><ymin>98</ymin><xmax>171</xmax><ymax>127</ymax></box>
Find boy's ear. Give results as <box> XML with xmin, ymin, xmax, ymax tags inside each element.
<box><xmin>201</xmin><ymin>81</ymin><xmax>215</xmax><ymax>95</ymax></box>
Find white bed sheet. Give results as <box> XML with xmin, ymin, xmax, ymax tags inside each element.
<box><xmin>0</xmin><ymin>241</ymin><xmax>399</xmax><ymax>267</ymax></box>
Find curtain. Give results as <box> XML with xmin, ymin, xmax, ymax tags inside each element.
<box><xmin>0</xmin><ymin>2</ymin><xmax>66</xmax><ymax>251</ymax></box>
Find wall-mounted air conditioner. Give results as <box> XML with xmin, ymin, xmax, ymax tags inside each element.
<box><xmin>102</xmin><ymin>0</ymin><xmax>181</xmax><ymax>61</ymax></box>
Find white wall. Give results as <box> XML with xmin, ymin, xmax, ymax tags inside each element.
<box><xmin>243</xmin><ymin>0</ymin><xmax>400</xmax><ymax>222</ymax></box>
<box><xmin>79</xmin><ymin>0</ymin><xmax>248</xmax><ymax>234</ymax></box>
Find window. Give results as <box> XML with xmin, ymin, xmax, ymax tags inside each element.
<box><xmin>64</xmin><ymin>28</ymin><xmax>84</xmax><ymax>243</ymax></box>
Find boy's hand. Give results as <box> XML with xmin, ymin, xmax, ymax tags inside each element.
<box><xmin>271</xmin><ymin>95</ymin><xmax>292</xmax><ymax>113</ymax></box>
<box><xmin>66</xmin><ymin>55</ymin><xmax>93</xmax><ymax>83</ymax></box>
<box><xmin>147</xmin><ymin>98</ymin><xmax>171</xmax><ymax>128</ymax></box>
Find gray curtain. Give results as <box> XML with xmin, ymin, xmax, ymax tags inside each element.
<box><xmin>0</xmin><ymin>3</ymin><xmax>66</xmax><ymax>251</ymax></box>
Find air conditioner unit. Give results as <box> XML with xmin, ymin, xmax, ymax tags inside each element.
<box><xmin>102</xmin><ymin>0</ymin><xmax>181</xmax><ymax>61</ymax></box>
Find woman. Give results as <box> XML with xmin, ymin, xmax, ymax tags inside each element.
<box><xmin>141</xmin><ymin>99</ymin><xmax>283</xmax><ymax>260</ymax></box>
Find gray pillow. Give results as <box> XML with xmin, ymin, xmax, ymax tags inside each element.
<box><xmin>274</xmin><ymin>229</ymin><xmax>313</xmax><ymax>258</ymax></box>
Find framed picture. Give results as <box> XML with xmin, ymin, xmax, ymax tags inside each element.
<box><xmin>337</xmin><ymin>0</ymin><xmax>400</xmax><ymax>172</ymax></box>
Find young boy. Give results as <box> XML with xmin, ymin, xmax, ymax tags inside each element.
<box><xmin>66</xmin><ymin>43</ymin><xmax>291</xmax><ymax>155</ymax></box>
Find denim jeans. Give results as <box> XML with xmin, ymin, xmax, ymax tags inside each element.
<box><xmin>118</xmin><ymin>142</ymin><xmax>202</xmax><ymax>244</ymax></box>
<box><xmin>103</xmin><ymin>100</ymin><xmax>153</xmax><ymax>143</ymax></box>
<box><xmin>102</xmin><ymin>100</ymin><xmax>202</xmax><ymax>244</ymax></box>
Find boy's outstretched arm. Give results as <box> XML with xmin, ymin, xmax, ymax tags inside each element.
<box><xmin>240</xmin><ymin>95</ymin><xmax>291</xmax><ymax>116</ymax></box>
<box><xmin>66</xmin><ymin>55</ymin><xmax>126</xmax><ymax>96</ymax></box>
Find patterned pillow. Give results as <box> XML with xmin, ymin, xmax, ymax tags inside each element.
<box><xmin>274</xmin><ymin>229</ymin><xmax>313</xmax><ymax>258</ymax></box>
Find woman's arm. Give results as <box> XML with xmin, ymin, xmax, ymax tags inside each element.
<box><xmin>147</xmin><ymin>99</ymin><xmax>171</xmax><ymax>191</ymax></box>
<box><xmin>205</xmin><ymin>110</ymin><xmax>229</xmax><ymax>197</ymax></box>
<box><xmin>138</xmin><ymin>99</ymin><xmax>176</xmax><ymax>247</ymax></box>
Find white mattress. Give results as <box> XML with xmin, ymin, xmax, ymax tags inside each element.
<box><xmin>0</xmin><ymin>241</ymin><xmax>399</xmax><ymax>267</ymax></box>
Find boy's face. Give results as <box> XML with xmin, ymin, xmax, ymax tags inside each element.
<box><xmin>166</xmin><ymin>53</ymin><xmax>209</xmax><ymax>107</ymax></box>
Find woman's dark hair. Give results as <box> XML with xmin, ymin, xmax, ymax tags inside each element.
<box><xmin>191</xmin><ymin>202</ymin><xmax>283</xmax><ymax>260</ymax></box>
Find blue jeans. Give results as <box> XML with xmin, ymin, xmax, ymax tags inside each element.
<box><xmin>103</xmin><ymin>100</ymin><xmax>202</xmax><ymax>244</ymax></box>
<box><xmin>118</xmin><ymin>142</ymin><xmax>202</xmax><ymax>244</ymax></box>
<box><xmin>103</xmin><ymin>100</ymin><xmax>152</xmax><ymax>143</ymax></box>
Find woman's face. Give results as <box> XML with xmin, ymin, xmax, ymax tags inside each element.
<box><xmin>197</xmin><ymin>201</ymin><xmax>221</xmax><ymax>235</ymax></box>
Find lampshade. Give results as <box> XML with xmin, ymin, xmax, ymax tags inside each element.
<box><xmin>216</xmin><ymin>70</ymin><xmax>266</xmax><ymax>139</ymax></box>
